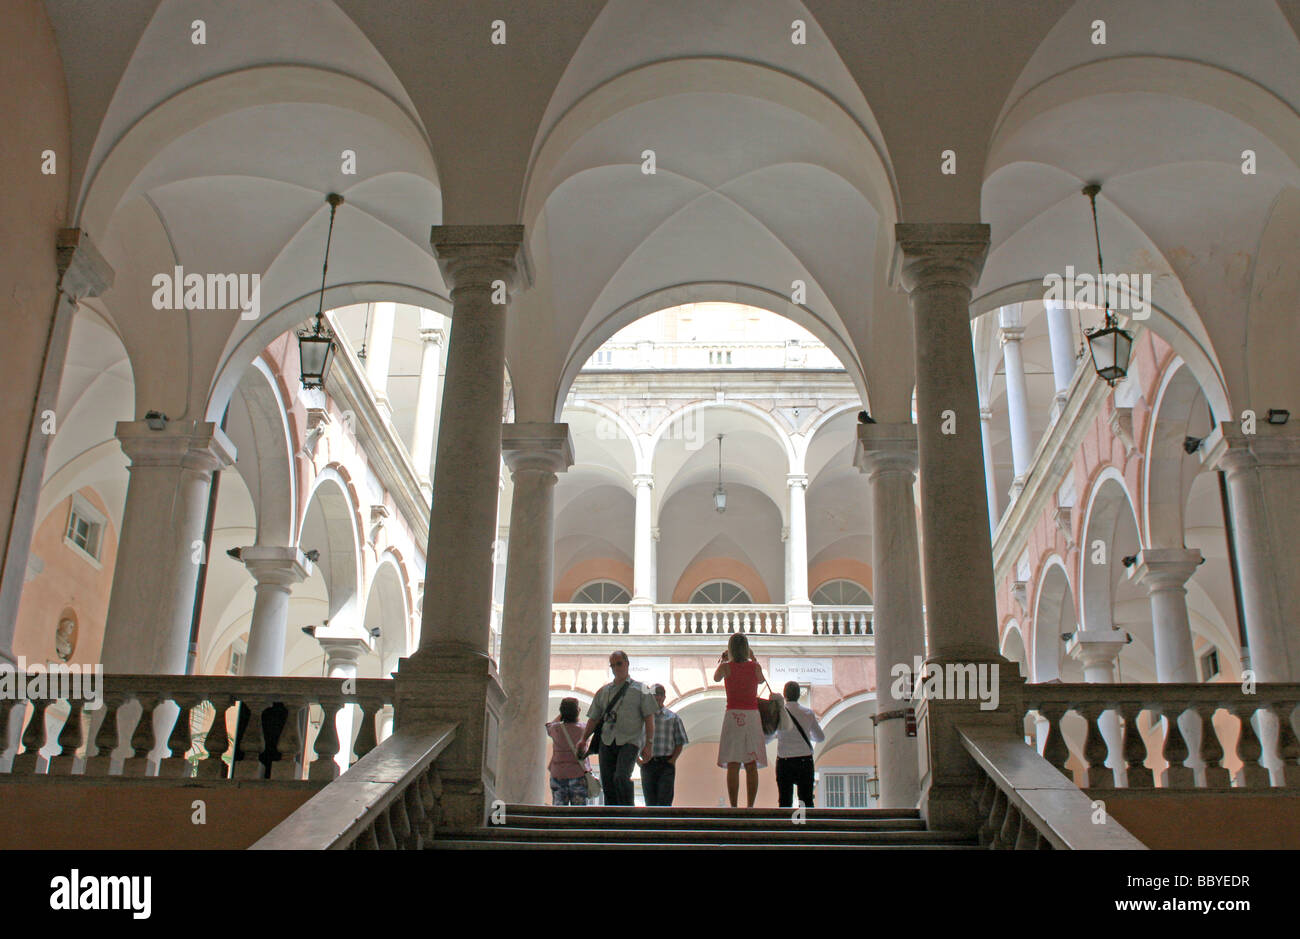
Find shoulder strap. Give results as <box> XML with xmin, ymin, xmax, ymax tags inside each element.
<box><xmin>556</xmin><ymin>723</ymin><xmax>584</xmax><ymax>759</ymax></box>
<box><xmin>785</xmin><ymin>705</ymin><xmax>813</xmax><ymax>749</ymax></box>
<box><xmin>605</xmin><ymin>680</ymin><xmax>631</xmax><ymax>715</ymax></box>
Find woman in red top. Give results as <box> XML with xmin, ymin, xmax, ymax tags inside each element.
<box><xmin>713</xmin><ymin>632</ymin><xmax>767</xmax><ymax>807</ymax></box>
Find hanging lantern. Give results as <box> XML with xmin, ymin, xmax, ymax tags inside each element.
<box><xmin>713</xmin><ymin>434</ymin><xmax>727</xmax><ymax>513</ymax></box>
<box><xmin>297</xmin><ymin>193</ymin><xmax>344</xmax><ymax>389</ymax></box>
<box><xmin>1081</xmin><ymin>183</ymin><xmax>1133</xmax><ymax>386</ymax></box>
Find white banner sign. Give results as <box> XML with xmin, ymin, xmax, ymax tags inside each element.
<box><xmin>768</xmin><ymin>657</ymin><xmax>834</xmax><ymax>686</ymax></box>
<box><xmin>628</xmin><ymin>656</ymin><xmax>672</xmax><ymax>691</ymax></box>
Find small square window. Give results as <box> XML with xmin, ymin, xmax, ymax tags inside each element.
<box><xmin>64</xmin><ymin>496</ymin><xmax>106</xmax><ymax>564</ymax></box>
<box><xmin>1199</xmin><ymin>648</ymin><xmax>1220</xmax><ymax>681</ymax></box>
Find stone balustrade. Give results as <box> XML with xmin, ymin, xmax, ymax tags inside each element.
<box><xmin>552</xmin><ymin>604</ymin><xmax>629</xmax><ymax>635</ymax></box>
<box><xmin>654</xmin><ymin>605</ymin><xmax>785</xmax><ymax>635</ymax></box>
<box><xmin>1022</xmin><ymin>683</ymin><xmax>1300</xmax><ymax>790</ymax></box>
<box><xmin>585</xmin><ymin>339</ymin><xmax>841</xmax><ymax>371</ymax></box>
<box><xmin>251</xmin><ymin>723</ymin><xmax>456</xmax><ymax>850</ymax></box>
<box><xmin>0</xmin><ymin>674</ymin><xmax>394</xmax><ymax>782</ymax></box>
<box><xmin>811</xmin><ymin>606</ymin><xmax>873</xmax><ymax>635</ymax></box>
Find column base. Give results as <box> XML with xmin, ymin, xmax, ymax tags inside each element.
<box><xmin>786</xmin><ymin>602</ymin><xmax>813</xmax><ymax>635</ymax></box>
<box><xmin>395</xmin><ymin>644</ymin><xmax>506</xmax><ymax>834</ymax></box>
<box><xmin>628</xmin><ymin>600</ymin><xmax>656</xmax><ymax>634</ymax></box>
<box><xmin>914</xmin><ymin>656</ymin><xmax>1024</xmax><ymax>834</ymax></box>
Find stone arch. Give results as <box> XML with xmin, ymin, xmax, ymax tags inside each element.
<box><xmin>649</xmin><ymin>399</ymin><xmax>797</xmax><ymax>475</ymax></box>
<box><xmin>299</xmin><ymin>465</ymin><xmax>363</xmax><ymax>625</ymax></box>
<box><xmin>1031</xmin><ymin>557</ymin><xmax>1079</xmax><ymax>683</ymax></box>
<box><xmin>1078</xmin><ymin>469</ymin><xmax>1143</xmax><ymax>640</ymax></box>
<box><xmin>819</xmin><ymin>692</ymin><xmax>877</xmax><ymax>755</ymax></box>
<box><xmin>364</xmin><ymin>552</ymin><xmax>410</xmax><ymax>677</ymax></box>
<box><xmin>1001</xmin><ymin>620</ymin><xmax>1028</xmax><ymax>680</ymax></box>
<box><xmin>1143</xmin><ymin>358</ymin><xmax>1214</xmax><ymax>550</ymax></box>
<box><xmin>553</xmin><ymin>283</ymin><xmax>870</xmax><ymax>418</ymax></box>
<box><xmin>225</xmin><ymin>357</ymin><xmax>296</xmax><ymax>547</ymax></box>
<box><xmin>559</xmin><ymin>399</ymin><xmax>646</xmax><ymax>473</ymax></box>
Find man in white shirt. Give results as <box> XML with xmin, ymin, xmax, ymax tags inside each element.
<box><xmin>774</xmin><ymin>681</ymin><xmax>825</xmax><ymax>808</ymax></box>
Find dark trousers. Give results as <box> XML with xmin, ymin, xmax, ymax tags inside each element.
<box><xmin>641</xmin><ymin>757</ymin><xmax>676</xmax><ymax>806</ymax></box>
<box><xmin>777</xmin><ymin>755</ymin><xmax>815</xmax><ymax>808</ymax></box>
<box><xmin>598</xmin><ymin>743</ymin><xmax>639</xmax><ymax>806</ymax></box>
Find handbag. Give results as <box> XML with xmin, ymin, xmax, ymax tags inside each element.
<box><xmin>556</xmin><ymin>722</ymin><xmax>602</xmax><ymax>799</ymax></box>
<box><xmin>585</xmin><ymin>680</ymin><xmax>631</xmax><ymax>759</ymax></box>
<box><xmin>757</xmin><ymin>681</ymin><xmax>784</xmax><ymax>736</ymax></box>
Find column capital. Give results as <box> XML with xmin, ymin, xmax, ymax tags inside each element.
<box><xmin>632</xmin><ymin>473</ymin><xmax>655</xmax><ymax>490</ymax></box>
<box><xmin>417</xmin><ymin>326</ymin><xmax>446</xmax><ymax>346</ymax></box>
<box><xmin>1201</xmin><ymin>422</ymin><xmax>1300</xmax><ymax>473</ymax></box>
<box><xmin>979</xmin><ymin>406</ymin><xmax>994</xmax><ymax>422</ymax></box>
<box><xmin>1133</xmin><ymin>547</ymin><xmax>1203</xmax><ymax>591</ymax></box>
<box><xmin>318</xmin><ymin>637</ymin><xmax>372</xmax><ymax>668</ymax></box>
<box><xmin>501</xmin><ymin>422</ymin><xmax>574</xmax><ymax>475</ymax></box>
<box><xmin>429</xmin><ymin>225</ymin><xmax>530</xmax><ymax>297</ymax></box>
<box><xmin>240</xmin><ymin>546</ymin><xmax>310</xmax><ymax>587</ymax></box>
<box><xmin>854</xmin><ymin>422</ymin><xmax>918</xmax><ymax>478</ymax></box>
<box><xmin>56</xmin><ymin>228</ymin><xmax>115</xmax><ymax>300</ymax></box>
<box><xmin>786</xmin><ymin>473</ymin><xmax>809</xmax><ymax>489</ymax></box>
<box><xmin>1065</xmin><ymin>629</ymin><xmax>1129</xmax><ymax>669</ymax></box>
<box><xmin>892</xmin><ymin>223</ymin><xmax>990</xmax><ymax>294</ymax></box>
<box><xmin>650</xmin><ymin>526</ymin><xmax>660</xmax><ymax>542</ymax></box>
<box><xmin>115</xmin><ymin>419</ymin><xmax>236</xmax><ymax>472</ymax></box>
<box><xmin>998</xmin><ymin>325</ymin><xmax>1027</xmax><ymax>345</ymax></box>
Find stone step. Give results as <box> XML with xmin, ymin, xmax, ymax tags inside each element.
<box><xmin>472</xmin><ymin>826</ymin><xmax>973</xmax><ymax>845</ymax></box>
<box><xmin>504</xmin><ymin>804</ymin><xmax>921</xmax><ymax>820</ymax></box>
<box><xmin>499</xmin><ymin>813</ymin><xmax>928</xmax><ymax>831</ymax></box>
<box><xmin>437</xmin><ymin>838</ymin><xmax>982</xmax><ymax>850</ymax></box>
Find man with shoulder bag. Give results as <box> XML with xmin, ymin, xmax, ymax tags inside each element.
<box><xmin>580</xmin><ymin>650</ymin><xmax>656</xmax><ymax>806</ymax></box>
<box><xmin>773</xmin><ymin>681</ymin><xmax>825</xmax><ymax>809</ymax></box>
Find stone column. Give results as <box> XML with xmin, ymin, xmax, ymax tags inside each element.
<box><xmin>241</xmin><ymin>546</ymin><xmax>311</xmax><ymax>676</ymax></box>
<box><xmin>1066</xmin><ymin>629</ymin><xmax>1127</xmax><ymax>782</ymax></box>
<box><xmin>1133</xmin><ymin>548</ymin><xmax>1202</xmax><ymax>683</ymax></box>
<box><xmin>364</xmin><ymin>301</ymin><xmax>396</xmax><ymax>419</ymax></box>
<box><xmin>998</xmin><ymin>308</ymin><xmax>1033</xmax><ymax>500</ymax></box>
<box><xmin>319</xmin><ymin>637</ymin><xmax>369</xmax><ymax>774</ymax></box>
<box><xmin>1044</xmin><ymin>298</ymin><xmax>1076</xmax><ymax>419</ymax></box>
<box><xmin>101</xmin><ymin>420</ymin><xmax>236</xmax><ymax>674</ymax></box>
<box><xmin>397</xmin><ymin>225</ymin><xmax>524</xmax><ymax>831</ymax></box>
<box><xmin>979</xmin><ymin>405</ymin><xmax>1000</xmax><ymax>532</ymax></box>
<box><xmin>786</xmin><ymin>474</ymin><xmax>813</xmax><ymax>634</ymax></box>
<box><xmin>410</xmin><ymin>321</ymin><xmax>445</xmax><ymax>494</ymax></box>
<box><xmin>855</xmin><ymin>423</ymin><xmax>925</xmax><ymax>808</ymax></box>
<box><xmin>629</xmin><ymin>473</ymin><xmax>656</xmax><ymax>633</ymax></box>
<box><xmin>895</xmin><ymin>223</ymin><xmax>1016</xmax><ymax>832</ymax></box>
<box><xmin>498</xmin><ymin>423</ymin><xmax>573</xmax><ymax>804</ymax></box>
<box><xmin>1202</xmin><ymin>425</ymin><xmax>1300</xmax><ymax>681</ymax></box>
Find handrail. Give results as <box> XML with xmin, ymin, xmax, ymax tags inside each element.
<box><xmin>250</xmin><ymin>722</ymin><xmax>457</xmax><ymax>850</ymax></box>
<box><xmin>957</xmin><ymin>722</ymin><xmax>1147</xmax><ymax>850</ymax></box>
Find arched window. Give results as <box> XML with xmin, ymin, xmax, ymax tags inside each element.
<box><xmin>811</xmin><ymin>580</ymin><xmax>872</xmax><ymax>605</ymax></box>
<box><xmin>571</xmin><ymin>581</ymin><xmax>631</xmax><ymax>604</ymax></box>
<box><xmin>689</xmin><ymin>581</ymin><xmax>752</xmax><ymax>605</ymax></box>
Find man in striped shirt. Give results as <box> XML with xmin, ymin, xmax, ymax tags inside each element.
<box><xmin>640</xmin><ymin>684</ymin><xmax>688</xmax><ymax>806</ymax></box>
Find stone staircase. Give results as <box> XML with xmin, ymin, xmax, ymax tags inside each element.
<box><xmin>437</xmin><ymin>804</ymin><xmax>982</xmax><ymax>849</ymax></box>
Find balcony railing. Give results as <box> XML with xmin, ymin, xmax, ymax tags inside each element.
<box><xmin>584</xmin><ymin>340</ymin><xmax>843</xmax><ymax>371</ymax></box>
<box><xmin>550</xmin><ymin>604</ymin><xmax>873</xmax><ymax>637</ymax></box>
<box><xmin>0</xmin><ymin>675</ymin><xmax>393</xmax><ymax>781</ymax></box>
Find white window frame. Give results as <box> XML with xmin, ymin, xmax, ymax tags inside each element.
<box><xmin>63</xmin><ymin>494</ymin><xmax>106</xmax><ymax>568</ymax></box>
<box><xmin>818</xmin><ymin>766</ymin><xmax>876</xmax><ymax>808</ymax></box>
<box><xmin>228</xmin><ymin>639</ymin><xmax>248</xmax><ymax>676</ymax></box>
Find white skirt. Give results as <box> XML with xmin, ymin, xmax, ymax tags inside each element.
<box><xmin>717</xmin><ymin>709</ymin><xmax>768</xmax><ymax>768</ymax></box>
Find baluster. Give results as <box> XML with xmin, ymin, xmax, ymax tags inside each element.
<box><xmin>232</xmin><ymin>697</ymin><xmax>268</xmax><ymax>779</ymax></box>
<box><xmin>271</xmin><ymin>699</ymin><xmax>304</xmax><ymax>780</ymax></box>
<box><xmin>1014</xmin><ymin>809</ymin><xmax>1037</xmax><ymax>849</ymax></box>
<box><xmin>47</xmin><ymin>699</ymin><xmax>86</xmax><ymax>775</ymax></box>
<box><xmin>775</xmin><ymin>613</ymin><xmax>784</xmax><ymax>635</ymax></box>
<box><xmin>832</xmin><ymin>613</ymin><xmax>841</xmax><ymax>636</ymax></box>
<box><xmin>1195</xmin><ymin>704</ymin><xmax>1231</xmax><ymax>788</ymax></box>
<box><xmin>1231</xmin><ymin>703</ymin><xmax>1269</xmax><ymax>788</ymax></box>
<box><xmin>374</xmin><ymin>804</ymin><xmax>397</xmax><ymax>849</ymax></box>
<box><xmin>1078</xmin><ymin>703</ymin><xmax>1114</xmax><ymax>789</ymax></box>
<box><xmin>996</xmin><ymin>798</ymin><xmax>1020</xmax><ymax>850</ymax></box>
<box><xmin>1270</xmin><ymin>701</ymin><xmax>1300</xmax><ymax>788</ymax></box>
<box><xmin>0</xmin><ymin>699</ymin><xmax>18</xmax><ymax>772</ymax></box>
<box><xmin>417</xmin><ymin>772</ymin><xmax>438</xmax><ymax>842</ymax></box>
<box><xmin>354</xmin><ymin>825</ymin><xmax>380</xmax><ymax>850</ymax></box>
<box><xmin>1038</xmin><ymin>705</ymin><xmax>1071</xmax><ymax>777</ymax></box>
<box><xmin>616</xmin><ymin>611</ymin><xmax>626</xmax><ymax>634</ymax></box>
<box><xmin>353</xmin><ymin>699</ymin><xmax>379</xmax><ymax>762</ymax></box>
<box><xmin>982</xmin><ymin>786</ymin><xmax>1007</xmax><ymax>847</ymax></box>
<box><xmin>552</xmin><ymin>610</ymin><xmax>559</xmax><ymax>633</ymax></box>
<box><xmin>404</xmin><ymin>785</ymin><xmax>428</xmax><ymax>849</ymax></box>
<box><xmin>1119</xmin><ymin>703</ymin><xmax>1153</xmax><ymax>788</ymax></box>
<box><xmin>84</xmin><ymin>696</ymin><xmax>124</xmax><ymax>776</ymax></box>
<box><xmin>158</xmin><ymin>696</ymin><xmax>196</xmax><ymax>778</ymax></box>
<box><xmin>121</xmin><ymin>694</ymin><xmax>158</xmax><ymax>777</ymax></box>
<box><xmin>309</xmin><ymin>699</ymin><xmax>343</xmax><ymax>781</ymax></box>
<box><xmin>1159</xmin><ymin>704</ymin><xmax>1194</xmax><ymax>788</ymax></box>
<box><xmin>198</xmin><ymin>696</ymin><xmax>232</xmax><ymax>779</ymax></box>
<box><xmin>12</xmin><ymin>699</ymin><xmax>51</xmax><ymax>774</ymax></box>
<box><xmin>974</xmin><ymin>775</ymin><xmax>996</xmax><ymax>843</ymax></box>
<box><xmin>389</xmin><ymin>798</ymin><xmax>413</xmax><ymax>849</ymax></box>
